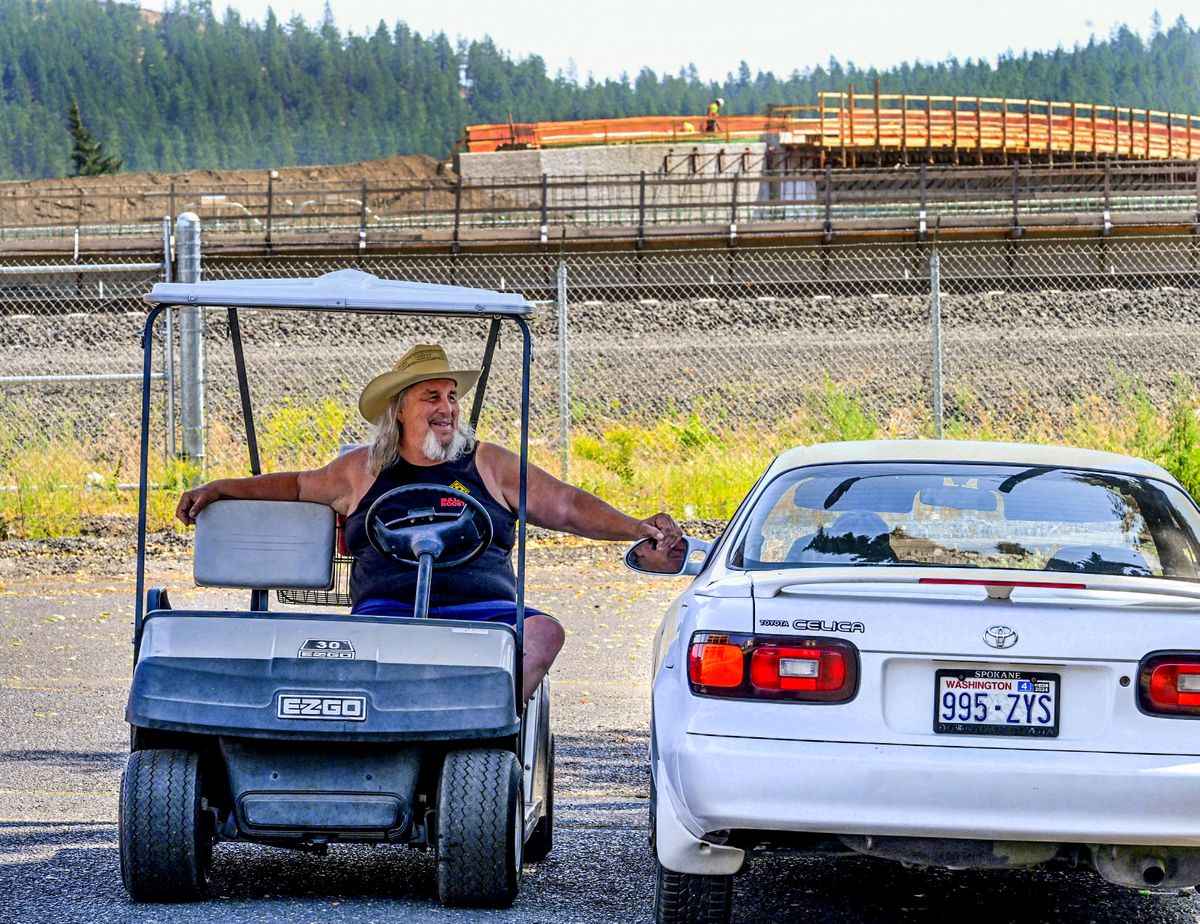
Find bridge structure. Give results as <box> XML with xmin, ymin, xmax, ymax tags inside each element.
<box><xmin>2</xmin><ymin>89</ymin><xmax>1200</xmax><ymax>255</ymax></box>
<box><xmin>465</xmin><ymin>90</ymin><xmax>1200</xmax><ymax>167</ymax></box>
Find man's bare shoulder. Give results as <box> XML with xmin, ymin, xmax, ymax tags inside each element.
<box><xmin>474</xmin><ymin>440</ymin><xmax>517</xmax><ymax>468</ymax></box>
<box><xmin>298</xmin><ymin>446</ymin><xmax>373</xmax><ymax>512</ymax></box>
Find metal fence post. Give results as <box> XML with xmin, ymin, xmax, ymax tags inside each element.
<box><xmin>930</xmin><ymin>246</ymin><xmax>944</xmax><ymax>438</ymax></box>
<box><xmin>161</xmin><ymin>217</ymin><xmax>176</xmax><ymax>459</ymax></box>
<box><xmin>556</xmin><ymin>257</ymin><xmax>570</xmax><ymax>481</ymax></box>
<box><xmin>176</xmin><ymin>212</ymin><xmax>205</xmax><ymax>479</ymax></box>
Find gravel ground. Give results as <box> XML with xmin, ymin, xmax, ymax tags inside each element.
<box><xmin>3</xmin><ymin>538</ymin><xmax>1200</xmax><ymax>923</ymax></box>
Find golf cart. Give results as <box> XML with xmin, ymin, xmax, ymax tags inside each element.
<box><xmin>122</xmin><ymin>270</ymin><xmax>552</xmax><ymax>907</ymax></box>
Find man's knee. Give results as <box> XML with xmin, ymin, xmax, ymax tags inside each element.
<box><xmin>524</xmin><ymin>614</ymin><xmax>565</xmax><ymax>661</ymax></box>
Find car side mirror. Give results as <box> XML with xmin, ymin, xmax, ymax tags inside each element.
<box><xmin>624</xmin><ymin>535</ymin><xmax>711</xmax><ymax>576</ymax></box>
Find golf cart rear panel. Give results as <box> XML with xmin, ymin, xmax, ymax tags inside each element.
<box><xmin>128</xmin><ymin>612</ymin><xmax>520</xmax><ymax>741</ymax></box>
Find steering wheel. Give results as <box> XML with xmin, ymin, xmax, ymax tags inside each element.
<box><xmin>364</xmin><ymin>483</ymin><xmax>493</xmax><ymax>569</ymax></box>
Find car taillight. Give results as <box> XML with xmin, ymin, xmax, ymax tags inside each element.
<box><xmin>688</xmin><ymin>638</ymin><xmax>744</xmax><ymax>688</ymax></box>
<box><xmin>688</xmin><ymin>632</ymin><xmax>858</xmax><ymax>703</ymax></box>
<box><xmin>1138</xmin><ymin>653</ymin><xmax>1200</xmax><ymax>716</ymax></box>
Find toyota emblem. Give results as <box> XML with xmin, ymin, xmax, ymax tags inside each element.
<box><xmin>983</xmin><ymin>625</ymin><xmax>1018</xmax><ymax>649</ymax></box>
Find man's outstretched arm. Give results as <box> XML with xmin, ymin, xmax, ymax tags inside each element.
<box><xmin>175</xmin><ymin>448</ymin><xmax>369</xmax><ymax>525</ymax></box>
<box><xmin>476</xmin><ymin>442</ymin><xmax>681</xmax><ymax>548</ymax></box>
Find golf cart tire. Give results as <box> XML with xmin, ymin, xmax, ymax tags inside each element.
<box><xmin>654</xmin><ymin>860</ymin><xmax>733</xmax><ymax>924</ymax></box>
<box><xmin>524</xmin><ymin>733</ymin><xmax>554</xmax><ymax>861</ymax></box>
<box><xmin>119</xmin><ymin>748</ymin><xmax>212</xmax><ymax>902</ymax></box>
<box><xmin>436</xmin><ymin>748</ymin><xmax>523</xmax><ymax>907</ymax></box>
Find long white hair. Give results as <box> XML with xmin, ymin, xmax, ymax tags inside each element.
<box><xmin>366</xmin><ymin>385</ymin><xmax>477</xmax><ymax>474</ymax></box>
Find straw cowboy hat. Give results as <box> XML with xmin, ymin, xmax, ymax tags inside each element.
<box><xmin>358</xmin><ymin>344</ymin><xmax>481</xmax><ymax>422</ymax></box>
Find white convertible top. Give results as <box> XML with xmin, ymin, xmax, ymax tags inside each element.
<box><xmin>772</xmin><ymin>440</ymin><xmax>1177</xmax><ymax>483</ymax></box>
<box><xmin>145</xmin><ymin>268</ymin><xmax>535</xmax><ymax>317</ymax></box>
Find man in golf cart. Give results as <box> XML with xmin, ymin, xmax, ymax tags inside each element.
<box><xmin>175</xmin><ymin>344</ymin><xmax>682</xmax><ymax>700</ymax></box>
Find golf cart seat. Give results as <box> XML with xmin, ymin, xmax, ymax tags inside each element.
<box><xmin>194</xmin><ymin>499</ymin><xmax>337</xmax><ymax>590</ymax></box>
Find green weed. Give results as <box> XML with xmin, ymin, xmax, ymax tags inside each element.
<box><xmin>8</xmin><ymin>379</ymin><xmax>1200</xmax><ymax>538</ymax></box>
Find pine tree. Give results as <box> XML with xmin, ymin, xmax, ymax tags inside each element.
<box><xmin>67</xmin><ymin>98</ymin><xmax>123</xmax><ymax>176</ymax></box>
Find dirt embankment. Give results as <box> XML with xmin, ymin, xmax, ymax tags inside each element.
<box><xmin>0</xmin><ymin>155</ymin><xmax>455</xmax><ymax>229</ymax></box>
<box><xmin>0</xmin><ymin>154</ymin><xmax>450</xmax><ymax>194</ymax></box>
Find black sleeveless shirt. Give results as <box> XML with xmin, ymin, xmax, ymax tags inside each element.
<box><xmin>344</xmin><ymin>447</ymin><xmax>518</xmax><ymax>608</ymax></box>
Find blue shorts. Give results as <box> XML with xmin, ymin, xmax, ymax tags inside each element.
<box><xmin>352</xmin><ymin>597</ymin><xmax>548</xmax><ymax>626</ymax></box>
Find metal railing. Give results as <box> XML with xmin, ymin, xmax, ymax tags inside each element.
<box><xmin>2</xmin><ymin>160</ymin><xmax>1199</xmax><ymax>249</ymax></box>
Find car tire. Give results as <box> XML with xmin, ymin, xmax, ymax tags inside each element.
<box><xmin>119</xmin><ymin>748</ymin><xmax>212</xmax><ymax>902</ymax></box>
<box><xmin>654</xmin><ymin>860</ymin><xmax>733</xmax><ymax>924</ymax></box>
<box><xmin>436</xmin><ymin>748</ymin><xmax>523</xmax><ymax>907</ymax></box>
<box><xmin>524</xmin><ymin>733</ymin><xmax>554</xmax><ymax>861</ymax></box>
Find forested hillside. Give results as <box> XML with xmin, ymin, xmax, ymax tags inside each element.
<box><xmin>1</xmin><ymin>0</ymin><xmax>1199</xmax><ymax>180</ymax></box>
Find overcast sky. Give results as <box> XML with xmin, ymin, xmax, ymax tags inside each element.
<box><xmin>211</xmin><ymin>0</ymin><xmax>1196</xmax><ymax>84</ymax></box>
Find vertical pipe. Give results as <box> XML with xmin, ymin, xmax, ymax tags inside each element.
<box><xmin>265</xmin><ymin>171</ymin><xmax>274</xmax><ymax>248</ymax></box>
<box><xmin>873</xmin><ymin>78</ymin><xmax>881</xmax><ymax>160</ymax></box>
<box><xmin>556</xmin><ymin>259</ymin><xmax>569</xmax><ymax>482</ymax></box>
<box><xmin>452</xmin><ymin>173</ymin><xmax>463</xmax><ymax>253</ymax></box>
<box><xmin>176</xmin><ymin>212</ymin><xmax>204</xmax><ymax>481</ymax></box>
<box><xmin>514</xmin><ymin>318</ymin><xmax>533</xmax><ymax>710</ymax></box>
<box><xmin>925</xmin><ymin>96</ymin><xmax>932</xmax><ymax>162</ymax></box>
<box><xmin>161</xmin><ymin>217</ymin><xmax>176</xmax><ymax>460</ymax></box>
<box><xmin>1001</xmin><ymin>99</ymin><xmax>1009</xmax><ymax>164</ymax></box>
<box><xmin>930</xmin><ymin>248</ymin><xmax>943</xmax><ymax>438</ymax></box>
<box><xmin>848</xmin><ymin>84</ymin><xmax>856</xmax><ymax>147</ymax></box>
<box><xmin>951</xmin><ymin>96</ymin><xmax>959</xmax><ymax>165</ymax></box>
<box><xmin>134</xmin><ymin>306</ymin><xmax>166</xmax><ymax>656</ymax></box>
<box><xmin>1070</xmin><ymin>102</ymin><xmax>1077</xmax><ymax>164</ymax></box>
<box><xmin>839</xmin><ymin>94</ymin><xmax>847</xmax><ymax>167</ymax></box>
<box><xmin>819</xmin><ymin>90</ymin><xmax>827</xmax><ymax>151</ymax></box>
<box><xmin>637</xmin><ymin>170</ymin><xmax>646</xmax><ymax>249</ymax></box>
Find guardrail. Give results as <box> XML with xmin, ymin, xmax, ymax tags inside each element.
<box><xmin>1</xmin><ymin>160</ymin><xmax>1198</xmax><ymax>248</ymax></box>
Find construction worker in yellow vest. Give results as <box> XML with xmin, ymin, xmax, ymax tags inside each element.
<box><xmin>706</xmin><ymin>98</ymin><xmax>724</xmax><ymax>132</ymax></box>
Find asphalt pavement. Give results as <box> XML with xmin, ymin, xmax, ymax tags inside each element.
<box><xmin>2</xmin><ymin>540</ymin><xmax>1199</xmax><ymax>923</ymax></box>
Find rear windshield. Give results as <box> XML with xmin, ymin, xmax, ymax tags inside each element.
<box><xmin>731</xmin><ymin>462</ymin><xmax>1200</xmax><ymax>580</ymax></box>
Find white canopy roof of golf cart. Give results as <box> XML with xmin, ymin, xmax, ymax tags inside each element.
<box><xmin>145</xmin><ymin>268</ymin><xmax>535</xmax><ymax>317</ymax></box>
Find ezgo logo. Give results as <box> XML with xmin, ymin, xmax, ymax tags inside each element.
<box><xmin>277</xmin><ymin>694</ymin><xmax>367</xmax><ymax>721</ymax></box>
<box><xmin>298</xmin><ymin>639</ymin><xmax>355</xmax><ymax>659</ymax></box>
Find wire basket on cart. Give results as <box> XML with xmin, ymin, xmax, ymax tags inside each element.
<box><xmin>277</xmin><ymin>519</ymin><xmax>352</xmax><ymax>607</ymax></box>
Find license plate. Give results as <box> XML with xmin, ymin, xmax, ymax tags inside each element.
<box><xmin>933</xmin><ymin>669</ymin><xmax>1060</xmax><ymax>737</ymax></box>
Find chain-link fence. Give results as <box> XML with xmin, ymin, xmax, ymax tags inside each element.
<box><xmin>4</xmin><ymin>233</ymin><xmax>1200</xmax><ymax>523</ymax></box>
<box><xmin>0</xmin><ymin>254</ymin><xmax>169</xmax><ymax>502</ymax></box>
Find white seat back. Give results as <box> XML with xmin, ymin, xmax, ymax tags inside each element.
<box><xmin>194</xmin><ymin>499</ymin><xmax>336</xmax><ymax>590</ymax></box>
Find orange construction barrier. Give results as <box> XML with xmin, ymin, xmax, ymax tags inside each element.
<box><xmin>464</xmin><ymin>92</ymin><xmax>1200</xmax><ymax>161</ymax></box>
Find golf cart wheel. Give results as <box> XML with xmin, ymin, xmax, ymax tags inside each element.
<box><xmin>436</xmin><ymin>748</ymin><xmax>523</xmax><ymax>907</ymax></box>
<box><xmin>654</xmin><ymin>860</ymin><xmax>733</xmax><ymax>924</ymax></box>
<box><xmin>119</xmin><ymin>748</ymin><xmax>212</xmax><ymax>902</ymax></box>
<box><xmin>524</xmin><ymin>734</ymin><xmax>554</xmax><ymax>861</ymax></box>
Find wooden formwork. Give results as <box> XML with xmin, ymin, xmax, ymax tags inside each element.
<box><xmin>464</xmin><ymin>89</ymin><xmax>1200</xmax><ymax>167</ymax></box>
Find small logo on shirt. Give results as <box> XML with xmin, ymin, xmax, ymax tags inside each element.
<box><xmin>449</xmin><ymin>480</ymin><xmax>470</xmax><ymax>494</ymax></box>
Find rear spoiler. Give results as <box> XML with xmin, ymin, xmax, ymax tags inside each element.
<box><xmin>747</xmin><ymin>566</ymin><xmax>1200</xmax><ymax>604</ymax></box>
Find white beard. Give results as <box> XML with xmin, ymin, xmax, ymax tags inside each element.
<box><xmin>422</xmin><ymin>423</ymin><xmax>473</xmax><ymax>464</ymax></box>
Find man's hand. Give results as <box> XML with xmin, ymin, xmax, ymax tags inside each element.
<box><xmin>636</xmin><ymin>512</ymin><xmax>682</xmax><ymax>550</ymax></box>
<box><xmin>175</xmin><ymin>482</ymin><xmax>223</xmax><ymax>527</ymax></box>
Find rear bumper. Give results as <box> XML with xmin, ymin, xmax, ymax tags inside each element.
<box><xmin>660</xmin><ymin>733</ymin><xmax>1200</xmax><ymax>848</ymax></box>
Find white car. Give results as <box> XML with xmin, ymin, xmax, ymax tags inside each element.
<box><xmin>628</xmin><ymin>440</ymin><xmax>1200</xmax><ymax>924</ymax></box>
